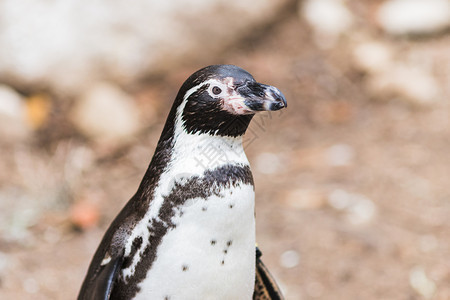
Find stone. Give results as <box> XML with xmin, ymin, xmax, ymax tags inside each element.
<box><xmin>327</xmin><ymin>189</ymin><xmax>352</xmax><ymax>210</ymax></box>
<box><xmin>0</xmin><ymin>251</ymin><xmax>10</xmax><ymax>279</ymax></box>
<box><xmin>71</xmin><ymin>82</ymin><xmax>142</xmax><ymax>143</ymax></box>
<box><xmin>344</xmin><ymin>194</ymin><xmax>377</xmax><ymax>225</ymax></box>
<box><xmin>327</xmin><ymin>189</ymin><xmax>377</xmax><ymax>225</ymax></box>
<box><xmin>0</xmin><ymin>85</ymin><xmax>30</xmax><ymax>141</ymax></box>
<box><xmin>352</xmin><ymin>39</ymin><xmax>442</xmax><ymax>106</ymax></box>
<box><xmin>300</xmin><ymin>0</ymin><xmax>354</xmax><ymax>48</ymax></box>
<box><xmin>0</xmin><ymin>0</ymin><xmax>290</xmax><ymax>95</ymax></box>
<box><xmin>352</xmin><ymin>41</ymin><xmax>394</xmax><ymax>74</ymax></box>
<box><xmin>367</xmin><ymin>64</ymin><xmax>441</xmax><ymax>106</ymax></box>
<box><xmin>409</xmin><ymin>266</ymin><xmax>436</xmax><ymax>299</ymax></box>
<box><xmin>280</xmin><ymin>250</ymin><xmax>300</xmax><ymax>269</ymax></box>
<box><xmin>377</xmin><ymin>0</ymin><xmax>450</xmax><ymax>35</ymax></box>
<box><xmin>25</xmin><ymin>94</ymin><xmax>52</xmax><ymax>129</ymax></box>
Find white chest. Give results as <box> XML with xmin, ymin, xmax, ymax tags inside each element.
<box><xmin>133</xmin><ymin>183</ymin><xmax>256</xmax><ymax>300</ymax></box>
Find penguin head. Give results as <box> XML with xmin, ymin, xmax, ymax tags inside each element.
<box><xmin>175</xmin><ymin>65</ymin><xmax>287</xmax><ymax>137</ymax></box>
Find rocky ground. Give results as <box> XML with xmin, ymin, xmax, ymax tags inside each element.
<box><xmin>0</xmin><ymin>0</ymin><xmax>449</xmax><ymax>299</ymax></box>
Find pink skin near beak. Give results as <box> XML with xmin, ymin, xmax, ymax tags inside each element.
<box><xmin>221</xmin><ymin>77</ymin><xmax>254</xmax><ymax>115</ymax></box>
<box><xmin>223</xmin><ymin>95</ymin><xmax>254</xmax><ymax>115</ymax></box>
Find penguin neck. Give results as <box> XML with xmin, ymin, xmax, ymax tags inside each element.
<box><xmin>136</xmin><ymin>129</ymin><xmax>250</xmax><ymax>210</ymax></box>
<box><xmin>139</xmin><ymin>113</ymin><xmax>250</xmax><ymax>200</ymax></box>
<box><xmin>159</xmin><ymin>93</ymin><xmax>251</xmax><ymax>172</ymax></box>
<box><xmin>169</xmin><ymin>96</ymin><xmax>250</xmax><ymax>174</ymax></box>
<box><xmin>172</xmin><ymin>130</ymin><xmax>248</xmax><ymax>172</ymax></box>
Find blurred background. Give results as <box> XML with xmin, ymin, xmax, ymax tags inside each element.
<box><xmin>1</xmin><ymin>0</ymin><xmax>449</xmax><ymax>299</ymax></box>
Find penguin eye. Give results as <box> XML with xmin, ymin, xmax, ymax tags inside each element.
<box><xmin>212</xmin><ymin>86</ymin><xmax>222</xmax><ymax>95</ymax></box>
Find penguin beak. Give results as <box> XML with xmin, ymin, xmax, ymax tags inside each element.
<box><xmin>238</xmin><ymin>82</ymin><xmax>287</xmax><ymax>112</ymax></box>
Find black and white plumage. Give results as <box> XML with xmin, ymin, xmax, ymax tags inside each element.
<box><xmin>78</xmin><ymin>65</ymin><xmax>286</xmax><ymax>300</ymax></box>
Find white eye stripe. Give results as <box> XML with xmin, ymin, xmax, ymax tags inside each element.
<box><xmin>183</xmin><ymin>79</ymin><xmax>222</xmax><ymax>99</ymax></box>
<box><xmin>183</xmin><ymin>79</ymin><xmax>229</xmax><ymax>101</ymax></box>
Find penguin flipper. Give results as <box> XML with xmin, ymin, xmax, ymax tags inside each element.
<box><xmin>253</xmin><ymin>247</ymin><xmax>284</xmax><ymax>300</ymax></box>
<box><xmin>79</xmin><ymin>255</ymin><xmax>123</xmax><ymax>300</ymax></box>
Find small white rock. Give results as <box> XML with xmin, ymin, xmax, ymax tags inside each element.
<box><xmin>328</xmin><ymin>189</ymin><xmax>377</xmax><ymax>224</ymax></box>
<box><xmin>0</xmin><ymin>252</ymin><xmax>9</xmax><ymax>276</ymax></box>
<box><xmin>71</xmin><ymin>82</ymin><xmax>142</xmax><ymax>143</ymax></box>
<box><xmin>280</xmin><ymin>250</ymin><xmax>300</xmax><ymax>269</ymax></box>
<box><xmin>326</xmin><ymin>143</ymin><xmax>355</xmax><ymax>167</ymax></box>
<box><xmin>0</xmin><ymin>85</ymin><xmax>30</xmax><ymax>141</ymax></box>
<box><xmin>0</xmin><ymin>0</ymin><xmax>288</xmax><ymax>96</ymax></box>
<box><xmin>368</xmin><ymin>64</ymin><xmax>440</xmax><ymax>106</ymax></box>
<box><xmin>345</xmin><ymin>194</ymin><xmax>377</xmax><ymax>225</ymax></box>
<box><xmin>0</xmin><ymin>85</ymin><xmax>23</xmax><ymax>117</ymax></box>
<box><xmin>409</xmin><ymin>266</ymin><xmax>436</xmax><ymax>299</ymax></box>
<box><xmin>327</xmin><ymin>189</ymin><xmax>352</xmax><ymax>210</ymax></box>
<box><xmin>352</xmin><ymin>41</ymin><xmax>394</xmax><ymax>74</ymax></box>
<box><xmin>66</xmin><ymin>146</ymin><xmax>95</xmax><ymax>175</ymax></box>
<box><xmin>377</xmin><ymin>0</ymin><xmax>450</xmax><ymax>35</ymax></box>
<box><xmin>301</xmin><ymin>0</ymin><xmax>354</xmax><ymax>48</ymax></box>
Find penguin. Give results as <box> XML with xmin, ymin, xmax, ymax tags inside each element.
<box><xmin>78</xmin><ymin>65</ymin><xmax>286</xmax><ymax>300</ymax></box>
